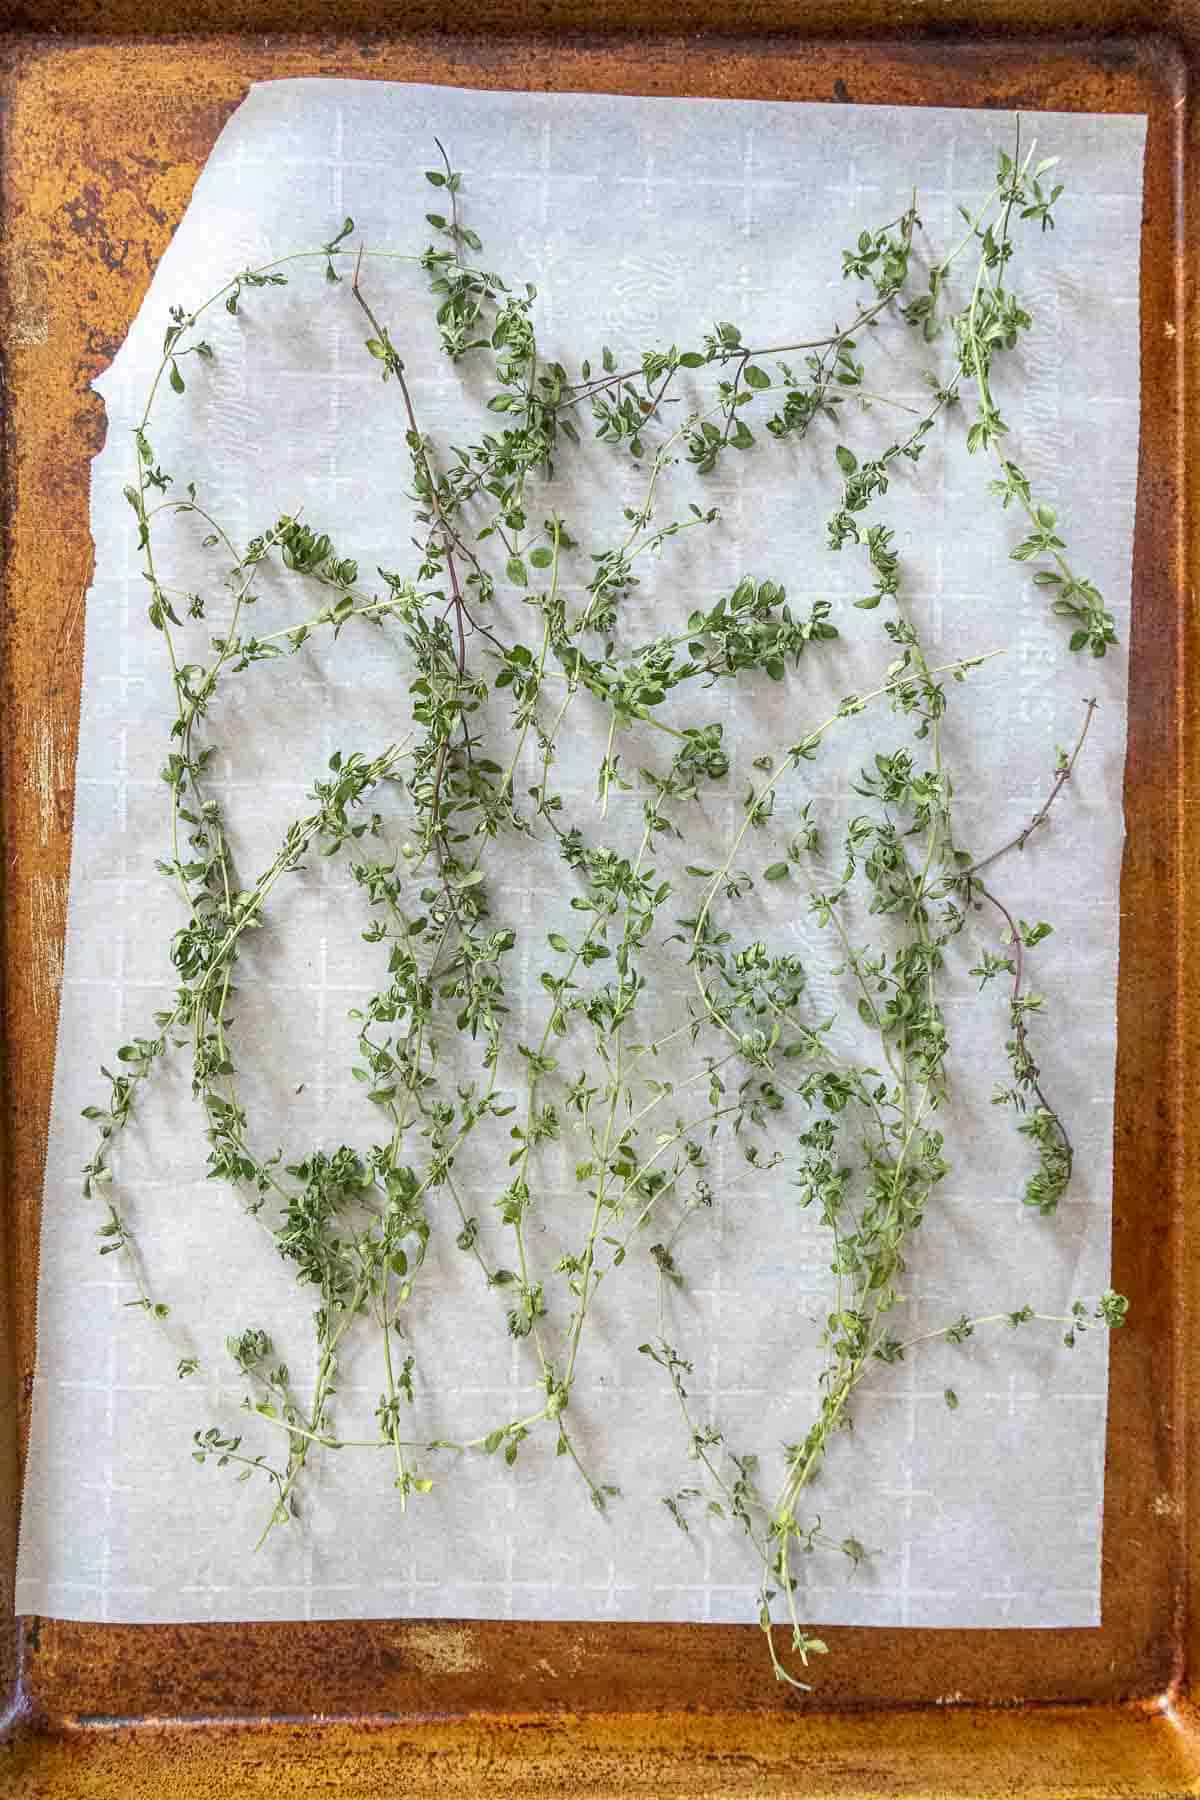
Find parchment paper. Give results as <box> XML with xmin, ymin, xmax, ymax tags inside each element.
<box><xmin>17</xmin><ymin>81</ymin><xmax>1145</xmax><ymax>1627</ymax></box>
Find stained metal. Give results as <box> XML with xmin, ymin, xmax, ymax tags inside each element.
<box><xmin>0</xmin><ymin>19</ymin><xmax>1194</xmax><ymax>1795</ymax></box>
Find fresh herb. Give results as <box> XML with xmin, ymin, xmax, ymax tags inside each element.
<box><xmin>86</xmin><ymin>129</ymin><xmax>1127</xmax><ymax>1688</ymax></box>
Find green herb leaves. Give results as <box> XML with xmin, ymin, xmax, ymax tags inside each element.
<box><xmin>85</xmin><ymin>127</ymin><xmax>1126</xmax><ymax>1691</ymax></box>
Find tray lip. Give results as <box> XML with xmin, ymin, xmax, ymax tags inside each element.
<box><xmin>0</xmin><ymin>14</ymin><xmax>1194</xmax><ymax>1791</ymax></box>
<box><xmin>0</xmin><ymin>5</ymin><xmax>1196</xmax><ymax>42</ymax></box>
<box><xmin>4</xmin><ymin>1698</ymin><xmax>1200</xmax><ymax>1799</ymax></box>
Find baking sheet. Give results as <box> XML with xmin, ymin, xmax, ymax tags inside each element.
<box><xmin>16</xmin><ymin>79</ymin><xmax>1145</xmax><ymax>1626</ymax></box>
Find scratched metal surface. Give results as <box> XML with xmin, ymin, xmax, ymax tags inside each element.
<box><xmin>0</xmin><ymin>17</ymin><xmax>1193</xmax><ymax>1798</ymax></box>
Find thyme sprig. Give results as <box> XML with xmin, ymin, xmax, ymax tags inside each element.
<box><xmin>86</xmin><ymin>132</ymin><xmax>1127</xmax><ymax>1683</ymax></box>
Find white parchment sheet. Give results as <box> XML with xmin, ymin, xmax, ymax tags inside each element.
<box><xmin>17</xmin><ymin>82</ymin><xmax>1145</xmax><ymax>1627</ymax></box>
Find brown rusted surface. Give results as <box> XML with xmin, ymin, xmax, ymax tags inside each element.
<box><xmin>5</xmin><ymin>1704</ymin><xmax>1200</xmax><ymax>1798</ymax></box>
<box><xmin>0</xmin><ymin>16</ymin><xmax>1195</xmax><ymax>1795</ymax></box>
<box><xmin>0</xmin><ymin>0</ymin><xmax>1194</xmax><ymax>39</ymax></box>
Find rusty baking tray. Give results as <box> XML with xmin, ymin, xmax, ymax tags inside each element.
<box><xmin>0</xmin><ymin>7</ymin><xmax>1196</xmax><ymax>1794</ymax></box>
